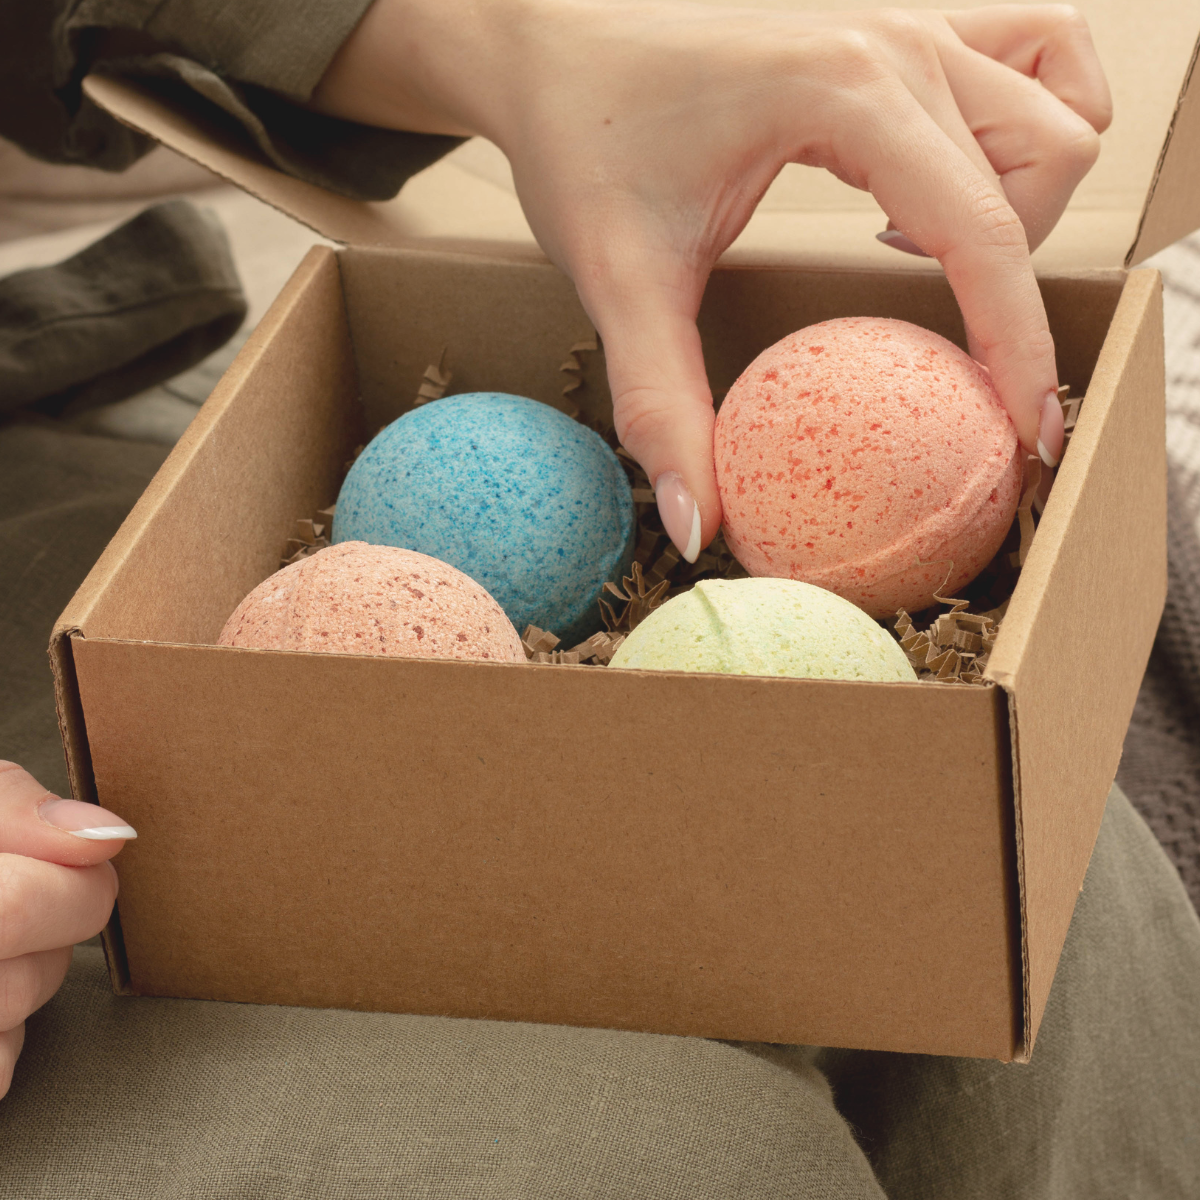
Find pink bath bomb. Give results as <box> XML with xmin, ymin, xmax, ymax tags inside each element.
<box><xmin>219</xmin><ymin>542</ymin><xmax>525</xmax><ymax>662</ymax></box>
<box><xmin>714</xmin><ymin>317</ymin><xmax>1023</xmax><ymax>617</ymax></box>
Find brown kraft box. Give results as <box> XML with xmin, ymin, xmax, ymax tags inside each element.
<box><xmin>51</xmin><ymin>0</ymin><xmax>1198</xmax><ymax>1060</ymax></box>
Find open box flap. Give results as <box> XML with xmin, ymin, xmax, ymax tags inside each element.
<box><xmin>1126</xmin><ymin>33</ymin><xmax>1200</xmax><ymax>265</ymax></box>
<box><xmin>984</xmin><ymin>269</ymin><xmax>1166</xmax><ymax>1056</ymax></box>
<box><xmin>83</xmin><ymin>0</ymin><xmax>1200</xmax><ymax>269</ymax></box>
<box><xmin>81</xmin><ymin>73</ymin><xmax>536</xmax><ymax>256</ymax></box>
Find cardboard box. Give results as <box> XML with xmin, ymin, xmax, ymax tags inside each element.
<box><xmin>54</xmin><ymin>0</ymin><xmax>1188</xmax><ymax>1061</ymax></box>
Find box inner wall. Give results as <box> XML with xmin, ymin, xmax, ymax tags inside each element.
<box><xmin>79</xmin><ymin>251</ymin><xmax>1126</xmax><ymax>658</ymax></box>
<box><xmin>340</xmin><ymin>249</ymin><xmax>1125</xmax><ymax>442</ymax></box>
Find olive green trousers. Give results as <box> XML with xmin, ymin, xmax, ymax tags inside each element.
<box><xmin>2</xmin><ymin>420</ymin><xmax>1199</xmax><ymax>1199</ymax></box>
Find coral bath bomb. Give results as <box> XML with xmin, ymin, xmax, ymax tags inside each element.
<box><xmin>715</xmin><ymin>317</ymin><xmax>1023</xmax><ymax>617</ymax></box>
<box><xmin>219</xmin><ymin>542</ymin><xmax>525</xmax><ymax>662</ymax></box>
<box><xmin>609</xmin><ymin>577</ymin><xmax>915</xmax><ymax>681</ymax></box>
<box><xmin>334</xmin><ymin>393</ymin><xmax>635</xmax><ymax>645</ymax></box>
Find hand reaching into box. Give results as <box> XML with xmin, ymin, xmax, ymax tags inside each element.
<box><xmin>312</xmin><ymin>1</ymin><xmax>1111</xmax><ymax>562</ymax></box>
<box><xmin>0</xmin><ymin>762</ymin><xmax>135</xmax><ymax>1099</ymax></box>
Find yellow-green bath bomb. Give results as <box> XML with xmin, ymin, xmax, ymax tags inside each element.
<box><xmin>609</xmin><ymin>577</ymin><xmax>916</xmax><ymax>681</ymax></box>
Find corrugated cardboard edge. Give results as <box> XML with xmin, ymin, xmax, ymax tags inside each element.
<box><xmin>49</xmin><ymin>244</ymin><xmax>344</xmax><ymax>997</ymax></box>
<box><xmin>987</xmin><ymin>268</ymin><xmax>1165</xmax><ymax>1060</ymax></box>
<box><xmin>1001</xmin><ymin>687</ymin><xmax>1030</xmax><ymax>1060</ymax></box>
<box><xmin>1127</xmin><ymin>30</ymin><xmax>1200</xmax><ymax>265</ymax></box>
<box><xmin>47</xmin><ymin>625</ymin><xmax>133</xmax><ymax>994</ymax></box>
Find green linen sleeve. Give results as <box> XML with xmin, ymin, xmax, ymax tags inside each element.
<box><xmin>0</xmin><ymin>0</ymin><xmax>465</xmax><ymax>201</ymax></box>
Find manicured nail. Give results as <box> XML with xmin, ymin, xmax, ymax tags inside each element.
<box><xmin>655</xmin><ymin>471</ymin><xmax>702</xmax><ymax>563</ymax></box>
<box><xmin>1036</xmin><ymin>389</ymin><xmax>1065</xmax><ymax>468</ymax></box>
<box><xmin>876</xmin><ymin>229</ymin><xmax>931</xmax><ymax>258</ymax></box>
<box><xmin>39</xmin><ymin>797</ymin><xmax>137</xmax><ymax>841</ymax></box>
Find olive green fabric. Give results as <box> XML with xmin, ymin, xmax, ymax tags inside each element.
<box><xmin>816</xmin><ymin>789</ymin><xmax>1200</xmax><ymax>1199</ymax></box>
<box><xmin>66</xmin><ymin>0</ymin><xmax>373</xmax><ymax>104</ymax></box>
<box><xmin>0</xmin><ymin>0</ymin><xmax>463</xmax><ymax>200</ymax></box>
<box><xmin>0</xmin><ymin>421</ymin><xmax>168</xmax><ymax>792</ymax></box>
<box><xmin>0</xmin><ymin>0</ymin><xmax>150</xmax><ymax>172</ymax></box>
<box><xmin>0</xmin><ymin>199</ymin><xmax>246</xmax><ymax>416</ymax></box>
<box><xmin>2</xmin><ymin>948</ymin><xmax>888</xmax><ymax>1200</ymax></box>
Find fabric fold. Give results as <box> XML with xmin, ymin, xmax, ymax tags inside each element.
<box><xmin>0</xmin><ymin>198</ymin><xmax>246</xmax><ymax>415</ymax></box>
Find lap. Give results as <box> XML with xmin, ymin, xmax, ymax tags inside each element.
<box><xmin>818</xmin><ymin>786</ymin><xmax>1200</xmax><ymax>1199</ymax></box>
<box><xmin>3</xmin><ymin>422</ymin><xmax>1199</xmax><ymax>1198</ymax></box>
<box><xmin>0</xmin><ymin>944</ymin><xmax>882</xmax><ymax>1200</ymax></box>
<box><xmin>4</xmin><ymin>786</ymin><xmax>1199</xmax><ymax>1199</ymax></box>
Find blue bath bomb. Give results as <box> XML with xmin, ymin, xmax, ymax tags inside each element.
<box><xmin>333</xmin><ymin>393</ymin><xmax>636</xmax><ymax>646</ymax></box>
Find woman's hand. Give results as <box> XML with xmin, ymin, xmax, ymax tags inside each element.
<box><xmin>0</xmin><ymin>762</ymin><xmax>135</xmax><ymax>1098</ymax></box>
<box><xmin>314</xmin><ymin>1</ymin><xmax>1111</xmax><ymax>560</ymax></box>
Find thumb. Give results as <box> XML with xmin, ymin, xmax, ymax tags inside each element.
<box><xmin>579</xmin><ymin>269</ymin><xmax>722</xmax><ymax>563</ymax></box>
<box><xmin>0</xmin><ymin>761</ymin><xmax>136</xmax><ymax>868</ymax></box>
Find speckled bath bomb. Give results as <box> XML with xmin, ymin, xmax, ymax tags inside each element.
<box><xmin>609</xmin><ymin>577</ymin><xmax>915</xmax><ymax>681</ymax></box>
<box><xmin>333</xmin><ymin>393</ymin><xmax>635</xmax><ymax>646</ymax></box>
<box><xmin>218</xmin><ymin>542</ymin><xmax>525</xmax><ymax>662</ymax></box>
<box><xmin>715</xmin><ymin>317</ymin><xmax>1022</xmax><ymax>617</ymax></box>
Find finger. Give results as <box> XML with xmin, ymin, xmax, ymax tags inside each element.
<box><xmin>855</xmin><ymin>11</ymin><xmax>1006</xmax><ymax>196</ymax></box>
<box><xmin>869</xmin><ymin>14</ymin><xmax>1092</xmax><ymax>253</ymax></box>
<box><xmin>939</xmin><ymin>41</ymin><xmax>1100</xmax><ymax>251</ymax></box>
<box><xmin>839</xmin><ymin>83</ymin><xmax>1059</xmax><ymax>457</ymax></box>
<box><xmin>943</xmin><ymin>5</ymin><xmax>1112</xmax><ymax>132</ymax></box>
<box><xmin>0</xmin><ymin>761</ymin><xmax>135</xmax><ymax>868</ymax></box>
<box><xmin>0</xmin><ymin>853</ymin><xmax>118</xmax><ymax>960</ymax></box>
<box><xmin>861</xmin><ymin>15</ymin><xmax>1028</xmax><ymax>258</ymax></box>
<box><xmin>0</xmin><ymin>946</ymin><xmax>71</xmax><ymax>1033</ymax></box>
<box><xmin>572</xmin><ymin>251</ymin><xmax>721</xmax><ymax>562</ymax></box>
<box><xmin>0</xmin><ymin>1023</ymin><xmax>24</xmax><ymax>1100</ymax></box>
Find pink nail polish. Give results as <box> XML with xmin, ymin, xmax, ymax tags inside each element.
<box><xmin>39</xmin><ymin>797</ymin><xmax>137</xmax><ymax>841</ymax></box>
<box><xmin>876</xmin><ymin>230</ymin><xmax>932</xmax><ymax>258</ymax></box>
<box><xmin>1036</xmin><ymin>390</ymin><xmax>1065</xmax><ymax>468</ymax></box>
<box><xmin>655</xmin><ymin>471</ymin><xmax>702</xmax><ymax>563</ymax></box>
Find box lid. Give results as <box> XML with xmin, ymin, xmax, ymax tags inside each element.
<box><xmin>83</xmin><ymin>0</ymin><xmax>1200</xmax><ymax>270</ymax></box>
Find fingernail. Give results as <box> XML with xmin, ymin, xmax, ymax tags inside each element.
<box><xmin>1036</xmin><ymin>390</ymin><xmax>1064</xmax><ymax>468</ymax></box>
<box><xmin>876</xmin><ymin>229</ymin><xmax>931</xmax><ymax>258</ymax></box>
<box><xmin>655</xmin><ymin>471</ymin><xmax>702</xmax><ymax>564</ymax></box>
<box><xmin>39</xmin><ymin>797</ymin><xmax>137</xmax><ymax>841</ymax></box>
